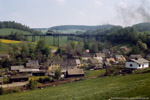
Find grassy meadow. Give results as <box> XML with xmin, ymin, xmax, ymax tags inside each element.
<box><xmin>85</xmin><ymin>69</ymin><xmax>106</xmax><ymax>77</ymax></box>
<box><xmin>0</xmin><ymin>28</ymin><xmax>32</xmax><ymax>35</ymax></box>
<box><xmin>0</xmin><ymin>73</ymin><xmax>150</xmax><ymax>100</ymax></box>
<box><xmin>27</xmin><ymin>36</ymin><xmax>68</xmax><ymax>45</ymax></box>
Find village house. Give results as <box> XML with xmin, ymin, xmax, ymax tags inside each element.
<box><xmin>129</xmin><ymin>54</ymin><xmax>142</xmax><ymax>60</ymax></box>
<box><xmin>126</xmin><ymin>58</ymin><xmax>149</xmax><ymax>69</ymax></box>
<box><xmin>115</xmin><ymin>55</ymin><xmax>126</xmax><ymax>63</ymax></box>
<box><xmin>0</xmin><ymin>54</ymin><xmax>10</xmax><ymax>60</ymax></box>
<box><xmin>102</xmin><ymin>49</ymin><xmax>111</xmax><ymax>57</ymax></box>
<box><xmin>75</xmin><ymin>59</ymin><xmax>81</xmax><ymax>67</ymax></box>
<box><xmin>47</xmin><ymin>59</ymin><xmax>78</xmax><ymax>76</ymax></box>
<box><xmin>26</xmin><ymin>60</ymin><xmax>40</xmax><ymax>69</ymax></box>
<box><xmin>81</xmin><ymin>52</ymin><xmax>92</xmax><ymax>61</ymax></box>
<box><xmin>47</xmin><ymin>59</ymin><xmax>62</xmax><ymax>72</ymax></box>
<box><xmin>11</xmin><ymin>65</ymin><xmax>24</xmax><ymax>71</ymax></box>
<box><xmin>120</xmin><ymin>46</ymin><xmax>129</xmax><ymax>53</ymax></box>
<box><xmin>93</xmin><ymin>53</ymin><xmax>106</xmax><ymax>61</ymax></box>
<box><xmin>85</xmin><ymin>49</ymin><xmax>90</xmax><ymax>53</ymax></box>
<box><xmin>61</xmin><ymin>59</ymin><xmax>78</xmax><ymax>72</ymax></box>
<box><xmin>67</xmin><ymin>59</ymin><xmax>78</xmax><ymax>68</ymax></box>
<box><xmin>106</xmin><ymin>58</ymin><xmax>116</xmax><ymax>63</ymax></box>
<box><xmin>66</xmin><ymin>68</ymin><xmax>84</xmax><ymax>77</ymax></box>
<box><xmin>88</xmin><ymin>58</ymin><xmax>103</xmax><ymax>70</ymax></box>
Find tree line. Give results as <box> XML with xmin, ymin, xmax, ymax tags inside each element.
<box><xmin>83</xmin><ymin>24</ymin><xmax>150</xmax><ymax>55</ymax></box>
<box><xmin>0</xmin><ymin>21</ymin><xmax>41</xmax><ymax>35</ymax></box>
<box><xmin>0</xmin><ymin>32</ymin><xmax>25</xmax><ymax>41</ymax></box>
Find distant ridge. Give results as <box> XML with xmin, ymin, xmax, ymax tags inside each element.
<box><xmin>49</xmin><ymin>24</ymin><xmax>115</xmax><ymax>31</ymax></box>
<box><xmin>132</xmin><ymin>22</ymin><xmax>150</xmax><ymax>32</ymax></box>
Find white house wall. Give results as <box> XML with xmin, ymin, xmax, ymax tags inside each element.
<box><xmin>126</xmin><ymin>62</ymin><xmax>139</xmax><ymax>69</ymax></box>
<box><xmin>126</xmin><ymin>62</ymin><xmax>149</xmax><ymax>69</ymax></box>
<box><xmin>143</xmin><ymin>63</ymin><xmax>149</xmax><ymax>68</ymax></box>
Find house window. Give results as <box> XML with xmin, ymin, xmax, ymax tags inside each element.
<box><xmin>130</xmin><ymin>64</ymin><xmax>133</xmax><ymax>67</ymax></box>
<box><xmin>139</xmin><ymin>64</ymin><xmax>141</xmax><ymax>67</ymax></box>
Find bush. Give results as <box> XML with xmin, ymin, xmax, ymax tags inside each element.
<box><xmin>27</xmin><ymin>80</ymin><xmax>37</xmax><ymax>90</ymax></box>
<box><xmin>55</xmin><ymin>69</ymin><xmax>61</xmax><ymax>80</ymax></box>
<box><xmin>0</xmin><ymin>87</ymin><xmax>4</xmax><ymax>95</ymax></box>
<box><xmin>38</xmin><ymin>77</ymin><xmax>54</xmax><ymax>83</ymax></box>
<box><xmin>38</xmin><ymin>78</ymin><xmax>44</xmax><ymax>83</ymax></box>
<box><xmin>4</xmin><ymin>88</ymin><xmax>21</xmax><ymax>94</ymax></box>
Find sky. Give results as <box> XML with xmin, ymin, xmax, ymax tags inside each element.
<box><xmin>0</xmin><ymin>0</ymin><xmax>150</xmax><ymax>28</ymax></box>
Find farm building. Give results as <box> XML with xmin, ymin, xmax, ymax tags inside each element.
<box><xmin>115</xmin><ymin>55</ymin><xmax>126</xmax><ymax>63</ymax></box>
<box><xmin>0</xmin><ymin>54</ymin><xmax>10</xmax><ymax>60</ymax></box>
<box><xmin>125</xmin><ymin>58</ymin><xmax>149</xmax><ymax>69</ymax></box>
<box><xmin>19</xmin><ymin>68</ymin><xmax>40</xmax><ymax>73</ymax></box>
<box><xmin>10</xmin><ymin>75</ymin><xmax>30</xmax><ymax>82</ymax></box>
<box><xmin>93</xmin><ymin>53</ymin><xmax>106</xmax><ymax>61</ymax></box>
<box><xmin>11</xmin><ymin>65</ymin><xmax>24</xmax><ymax>71</ymax></box>
<box><xmin>66</xmin><ymin>68</ymin><xmax>84</xmax><ymax>77</ymax></box>
<box><xmin>88</xmin><ymin>59</ymin><xmax>103</xmax><ymax>70</ymax></box>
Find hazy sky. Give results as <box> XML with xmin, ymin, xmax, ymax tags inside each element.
<box><xmin>0</xmin><ymin>0</ymin><xmax>149</xmax><ymax>28</ymax></box>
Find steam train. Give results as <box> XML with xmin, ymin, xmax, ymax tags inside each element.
<box><xmin>46</xmin><ymin>30</ymin><xmax>54</xmax><ymax>35</ymax></box>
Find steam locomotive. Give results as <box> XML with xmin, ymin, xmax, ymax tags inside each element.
<box><xmin>46</xmin><ymin>30</ymin><xmax>54</xmax><ymax>35</ymax></box>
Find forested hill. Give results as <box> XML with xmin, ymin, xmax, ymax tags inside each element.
<box><xmin>133</xmin><ymin>22</ymin><xmax>150</xmax><ymax>32</ymax></box>
<box><xmin>83</xmin><ymin>22</ymin><xmax>150</xmax><ymax>35</ymax></box>
<box><xmin>49</xmin><ymin>24</ymin><xmax>114</xmax><ymax>31</ymax></box>
<box><xmin>0</xmin><ymin>21</ymin><xmax>41</xmax><ymax>35</ymax></box>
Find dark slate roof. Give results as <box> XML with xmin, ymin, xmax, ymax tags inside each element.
<box><xmin>47</xmin><ymin>59</ymin><xmax>77</xmax><ymax>70</ymax></box>
<box><xmin>47</xmin><ymin>59</ymin><xmax>64</xmax><ymax>65</ymax></box>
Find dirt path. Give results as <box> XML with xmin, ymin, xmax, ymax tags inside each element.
<box><xmin>0</xmin><ymin>76</ymin><xmax>97</xmax><ymax>90</ymax></box>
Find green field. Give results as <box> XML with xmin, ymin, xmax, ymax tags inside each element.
<box><xmin>27</xmin><ymin>36</ymin><xmax>68</xmax><ymax>45</ymax></box>
<box><xmin>0</xmin><ymin>42</ymin><xmax>10</xmax><ymax>53</ymax></box>
<box><xmin>0</xmin><ymin>28</ymin><xmax>32</xmax><ymax>35</ymax></box>
<box><xmin>0</xmin><ymin>40</ymin><xmax>37</xmax><ymax>54</ymax></box>
<box><xmin>0</xmin><ymin>73</ymin><xmax>150</xmax><ymax>100</ymax></box>
<box><xmin>85</xmin><ymin>69</ymin><xmax>106</xmax><ymax>77</ymax></box>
